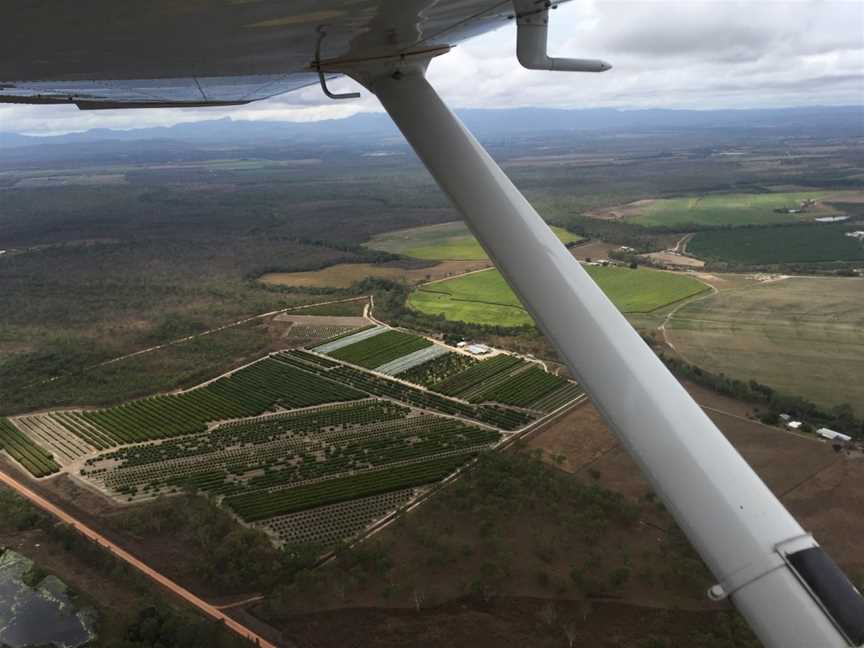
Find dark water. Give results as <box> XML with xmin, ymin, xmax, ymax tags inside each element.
<box><xmin>0</xmin><ymin>550</ymin><xmax>96</xmax><ymax>648</ymax></box>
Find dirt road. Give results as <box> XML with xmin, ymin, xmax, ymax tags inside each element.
<box><xmin>0</xmin><ymin>469</ymin><xmax>279</xmax><ymax>648</ymax></box>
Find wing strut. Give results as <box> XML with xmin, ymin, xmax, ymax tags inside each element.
<box><xmin>348</xmin><ymin>60</ymin><xmax>864</xmax><ymax>648</ymax></box>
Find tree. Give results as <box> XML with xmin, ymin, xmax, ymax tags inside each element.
<box><xmin>562</xmin><ymin>619</ymin><xmax>578</xmax><ymax>648</ymax></box>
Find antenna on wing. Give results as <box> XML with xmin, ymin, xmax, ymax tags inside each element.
<box><xmin>511</xmin><ymin>1</ymin><xmax>611</xmax><ymax>72</ymax></box>
<box><xmin>313</xmin><ymin>27</ymin><xmax>360</xmax><ymax>100</ymax></box>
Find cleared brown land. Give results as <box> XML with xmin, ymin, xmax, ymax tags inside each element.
<box><xmin>785</xmin><ymin>458</ymin><xmax>864</xmax><ymax>576</ymax></box>
<box><xmin>271</xmin><ymin>314</ymin><xmax>368</xmax><ymax>327</ymax></box>
<box><xmin>643</xmin><ymin>251</ymin><xmax>705</xmax><ymax>268</ymax></box>
<box><xmin>568</xmin><ymin>240</ymin><xmax>618</xmax><ymax>261</ymax></box>
<box><xmin>527</xmin><ymin>397</ymin><xmax>860</xmax><ymax>579</ymax></box>
<box><xmin>585</xmin><ymin>199</ymin><xmax>656</xmax><ymax>221</ymax></box>
<box><xmin>259</xmin><ymin>260</ymin><xmax>490</xmax><ymax>289</ymax></box>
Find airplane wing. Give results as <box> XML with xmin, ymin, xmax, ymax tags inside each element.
<box><xmin>0</xmin><ymin>0</ymin><xmax>514</xmax><ymax>108</ymax></box>
<box><xmin>4</xmin><ymin>2</ymin><xmax>863</xmax><ymax>647</ymax></box>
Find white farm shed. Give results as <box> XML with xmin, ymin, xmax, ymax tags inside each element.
<box><xmin>817</xmin><ymin>428</ymin><xmax>852</xmax><ymax>443</ymax></box>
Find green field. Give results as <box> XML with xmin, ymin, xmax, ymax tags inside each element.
<box><xmin>667</xmin><ymin>277</ymin><xmax>864</xmax><ymax>416</ymax></box>
<box><xmin>368</xmin><ymin>221</ymin><xmax>582</xmax><ymax>260</ymax></box>
<box><xmin>687</xmin><ymin>224</ymin><xmax>864</xmax><ymax>264</ymax></box>
<box><xmin>409</xmin><ymin>266</ymin><xmax>708</xmax><ymax>327</ymax></box>
<box><xmin>629</xmin><ymin>192</ymin><xmax>829</xmax><ymax>228</ymax></box>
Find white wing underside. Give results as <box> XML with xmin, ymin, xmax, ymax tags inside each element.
<box><xmin>0</xmin><ymin>0</ymin><xmax>515</xmax><ymax>108</ymax></box>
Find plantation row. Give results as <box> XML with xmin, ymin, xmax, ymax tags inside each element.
<box><xmin>312</xmin><ymin>325</ymin><xmax>386</xmax><ymax>354</ymax></box>
<box><xmin>432</xmin><ymin>354</ymin><xmax>525</xmax><ymax>396</ymax></box>
<box><xmin>470</xmin><ymin>366</ymin><xmax>569</xmax><ymax>408</ymax></box>
<box><xmin>90</xmin><ymin>415</ymin><xmax>497</xmax><ymax>500</ymax></box>
<box><xmin>532</xmin><ymin>383</ymin><xmax>585</xmax><ymax>412</ymax></box>
<box><xmin>279</xmin><ymin>349</ymin><xmax>572</xmax><ymax>423</ymax></box>
<box><xmin>0</xmin><ymin>418</ymin><xmax>60</xmax><ymax>478</ymax></box>
<box><xmin>285</xmin><ymin>324</ymin><xmax>354</xmax><ymax>340</ymax></box>
<box><xmin>328</xmin><ymin>329</ymin><xmax>432</xmax><ymax>369</ymax></box>
<box><xmin>273</xmin><ymin>350</ymin><xmax>340</xmax><ymax>371</ymax></box>
<box><xmin>258</xmin><ymin>488</ymin><xmax>415</xmax><ymax>546</ymax></box>
<box><xmin>86</xmin><ymin>401</ymin><xmax>410</xmax><ymax>469</ymax></box>
<box><xmin>457</xmin><ymin>362</ymin><xmax>531</xmax><ymax>402</ymax></box>
<box><xmin>396</xmin><ymin>351</ymin><xmax>476</xmax><ymax>387</ymax></box>
<box><xmin>375</xmin><ymin>343</ymin><xmax>449</xmax><ymax>376</ymax></box>
<box><xmin>323</xmin><ymin>364</ymin><xmax>534</xmax><ymax>430</ymax></box>
<box><xmin>65</xmin><ymin>358</ymin><xmax>365</xmax><ymax>447</ymax></box>
<box><xmin>226</xmin><ymin>454</ymin><xmax>472</xmax><ymax>521</ymax></box>
<box><xmin>10</xmin><ymin>414</ymin><xmax>95</xmax><ymax>464</ymax></box>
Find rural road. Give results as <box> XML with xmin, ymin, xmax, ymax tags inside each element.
<box><xmin>0</xmin><ymin>469</ymin><xmax>279</xmax><ymax>648</ymax></box>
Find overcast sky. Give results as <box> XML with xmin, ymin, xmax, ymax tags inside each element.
<box><xmin>2</xmin><ymin>0</ymin><xmax>862</xmax><ymax>135</ymax></box>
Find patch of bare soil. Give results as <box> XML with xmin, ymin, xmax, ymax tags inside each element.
<box><xmin>585</xmin><ymin>199</ymin><xmax>656</xmax><ymax>221</ymax></box>
<box><xmin>568</xmin><ymin>240</ymin><xmax>618</xmax><ymax>261</ymax></box>
<box><xmin>704</xmin><ymin>410</ymin><xmax>836</xmax><ymax>495</ymax></box>
<box><xmin>272</xmin><ymin>314</ymin><xmax>368</xmax><ymax>327</ymax></box>
<box><xmin>681</xmin><ymin>380</ymin><xmax>756</xmax><ymax>418</ymax></box>
<box><xmin>643</xmin><ymin>251</ymin><xmax>705</xmax><ymax>268</ymax></box>
<box><xmin>783</xmin><ymin>458</ymin><xmax>864</xmax><ymax>574</ymax></box>
<box><xmin>527</xmin><ymin>401</ymin><xmax>618</xmax><ymax>472</ymax></box>
<box><xmin>38</xmin><ymin>472</ymin><xmax>123</xmax><ymax>516</ymax></box>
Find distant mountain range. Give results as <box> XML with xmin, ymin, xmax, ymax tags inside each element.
<box><xmin>2</xmin><ymin>105</ymin><xmax>862</xmax><ymax>149</ymax></box>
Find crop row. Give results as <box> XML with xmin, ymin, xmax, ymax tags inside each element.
<box><xmin>396</xmin><ymin>351</ymin><xmax>477</xmax><ymax>387</ymax></box>
<box><xmin>94</xmin><ymin>416</ymin><xmax>496</xmax><ymax>500</ymax></box>
<box><xmin>87</xmin><ymin>400</ymin><xmax>410</xmax><ymax>469</ymax></box>
<box><xmin>532</xmin><ymin>383</ymin><xmax>584</xmax><ymax>412</ymax></box>
<box><xmin>328</xmin><ymin>329</ymin><xmax>432</xmax><ymax>369</ymax></box>
<box><xmin>258</xmin><ymin>488</ymin><xmax>415</xmax><ymax>546</ymax></box>
<box><xmin>469</xmin><ymin>366</ymin><xmax>568</xmax><ymax>408</ymax></box>
<box><xmin>286</xmin><ymin>324</ymin><xmax>354</xmax><ymax>340</ymax></box>
<box><xmin>68</xmin><ymin>358</ymin><xmax>365</xmax><ymax>447</ymax></box>
<box><xmin>311</xmin><ymin>325</ymin><xmax>386</xmax><ymax>354</ymax></box>
<box><xmin>0</xmin><ymin>418</ymin><xmax>60</xmax><ymax>478</ymax></box>
<box><xmin>226</xmin><ymin>454</ymin><xmax>472</xmax><ymax>521</ymax></box>
<box><xmin>10</xmin><ymin>414</ymin><xmax>95</xmax><ymax>464</ymax></box>
<box><xmin>273</xmin><ymin>350</ymin><xmax>340</xmax><ymax>370</ymax></box>
<box><xmin>324</xmin><ymin>365</ymin><xmax>533</xmax><ymax>430</ymax></box>
<box><xmin>375</xmin><ymin>344</ymin><xmax>449</xmax><ymax>376</ymax></box>
<box><xmin>431</xmin><ymin>354</ymin><xmax>524</xmax><ymax>396</ymax></box>
<box><xmin>458</xmin><ymin>362</ymin><xmax>531</xmax><ymax>402</ymax></box>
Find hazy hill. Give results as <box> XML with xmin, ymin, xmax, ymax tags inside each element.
<box><xmin>1</xmin><ymin>105</ymin><xmax>861</xmax><ymax>150</ymax></box>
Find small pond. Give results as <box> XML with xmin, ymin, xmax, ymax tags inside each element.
<box><xmin>0</xmin><ymin>549</ymin><xmax>96</xmax><ymax>648</ymax></box>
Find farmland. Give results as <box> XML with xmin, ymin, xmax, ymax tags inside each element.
<box><xmin>617</xmin><ymin>191</ymin><xmax>836</xmax><ymax>228</ymax></box>
<box><xmin>367</xmin><ymin>221</ymin><xmax>582</xmax><ymax>260</ymax></box>
<box><xmin>0</xmin><ymin>418</ymin><xmax>60</xmax><ymax>477</ymax></box>
<box><xmin>666</xmin><ymin>276</ymin><xmax>864</xmax><ymax>416</ymax></box>
<box><xmin>687</xmin><ymin>223</ymin><xmax>864</xmax><ymax>265</ymax></box>
<box><xmin>409</xmin><ymin>266</ymin><xmax>708</xmax><ymax>327</ymax></box>
<box><xmin>16</xmin><ymin>357</ymin><xmax>368</xmax><ymax>451</ymax></box>
<box><xmin>431</xmin><ymin>354</ymin><xmax>581</xmax><ymax>412</ymax></box>
<box><xmin>2</xmin><ymin>328</ymin><xmax>582</xmax><ymax>547</ymax></box>
<box><xmin>396</xmin><ymin>351</ymin><xmax>476</xmax><ymax>386</ymax></box>
<box><xmin>81</xmin><ymin>397</ymin><xmax>498</xmax><ymax>534</ymax></box>
<box><xmin>327</xmin><ymin>329</ymin><xmax>432</xmax><ymax>368</ymax></box>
